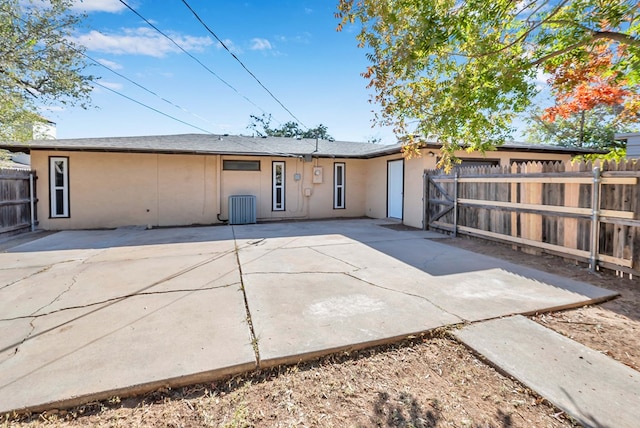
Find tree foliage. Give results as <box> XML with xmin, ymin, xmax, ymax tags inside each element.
<box><xmin>336</xmin><ymin>0</ymin><xmax>640</xmax><ymax>171</ymax></box>
<box><xmin>526</xmin><ymin>105</ymin><xmax>634</xmax><ymax>150</ymax></box>
<box><xmin>248</xmin><ymin>114</ymin><xmax>335</xmax><ymax>141</ymax></box>
<box><xmin>0</xmin><ymin>0</ymin><xmax>93</xmax><ymax>141</ymax></box>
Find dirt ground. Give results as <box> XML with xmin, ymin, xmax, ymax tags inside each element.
<box><xmin>4</xmin><ymin>235</ymin><xmax>639</xmax><ymax>428</ymax></box>
<box><xmin>441</xmin><ymin>236</ymin><xmax>640</xmax><ymax>372</ymax></box>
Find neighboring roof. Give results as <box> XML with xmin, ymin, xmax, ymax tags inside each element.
<box><xmin>0</xmin><ymin>150</ymin><xmax>30</xmax><ymax>170</ymax></box>
<box><xmin>615</xmin><ymin>132</ymin><xmax>640</xmax><ymax>138</ymax></box>
<box><xmin>0</xmin><ymin>133</ymin><xmax>602</xmax><ymax>158</ymax></box>
<box><xmin>474</xmin><ymin>141</ymin><xmax>605</xmax><ymax>155</ymax></box>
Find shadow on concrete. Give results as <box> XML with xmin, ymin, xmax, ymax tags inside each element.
<box><xmin>3</xmin><ymin>219</ymin><xmax>614</xmax><ymax>307</ymax></box>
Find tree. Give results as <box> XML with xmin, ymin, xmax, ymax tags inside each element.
<box><xmin>526</xmin><ymin>105</ymin><xmax>633</xmax><ymax>151</ymax></box>
<box><xmin>528</xmin><ymin>44</ymin><xmax>639</xmax><ymax>151</ymax></box>
<box><xmin>0</xmin><ymin>0</ymin><xmax>93</xmax><ymax>141</ymax></box>
<box><xmin>336</xmin><ymin>0</ymin><xmax>640</xmax><ymax>171</ymax></box>
<box><xmin>248</xmin><ymin>114</ymin><xmax>335</xmax><ymax>141</ymax></box>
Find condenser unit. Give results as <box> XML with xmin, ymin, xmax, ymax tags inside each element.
<box><xmin>228</xmin><ymin>195</ymin><xmax>257</xmax><ymax>225</ymax></box>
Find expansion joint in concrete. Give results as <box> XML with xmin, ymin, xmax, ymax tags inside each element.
<box><xmin>231</xmin><ymin>227</ymin><xmax>261</xmax><ymax>365</ymax></box>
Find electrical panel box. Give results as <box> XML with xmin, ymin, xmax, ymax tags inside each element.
<box><xmin>312</xmin><ymin>167</ymin><xmax>323</xmax><ymax>184</ymax></box>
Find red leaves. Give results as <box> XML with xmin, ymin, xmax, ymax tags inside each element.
<box><xmin>542</xmin><ymin>44</ymin><xmax>638</xmax><ymax>122</ymax></box>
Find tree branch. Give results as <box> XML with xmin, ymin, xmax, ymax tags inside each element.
<box><xmin>530</xmin><ymin>31</ymin><xmax>640</xmax><ymax>66</ymax></box>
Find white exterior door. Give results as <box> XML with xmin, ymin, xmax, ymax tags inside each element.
<box><xmin>387</xmin><ymin>160</ymin><xmax>403</xmax><ymax>219</ymax></box>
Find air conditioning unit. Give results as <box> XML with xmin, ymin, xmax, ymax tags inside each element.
<box><xmin>228</xmin><ymin>195</ymin><xmax>257</xmax><ymax>225</ymax></box>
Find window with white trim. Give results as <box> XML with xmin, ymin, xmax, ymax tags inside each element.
<box><xmin>50</xmin><ymin>157</ymin><xmax>69</xmax><ymax>218</ymax></box>
<box><xmin>272</xmin><ymin>161</ymin><xmax>285</xmax><ymax>211</ymax></box>
<box><xmin>334</xmin><ymin>162</ymin><xmax>345</xmax><ymax>209</ymax></box>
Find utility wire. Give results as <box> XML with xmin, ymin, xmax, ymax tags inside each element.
<box><xmin>179</xmin><ymin>0</ymin><xmax>308</xmax><ymax>130</ymax></box>
<box><xmin>93</xmin><ymin>81</ymin><xmax>214</xmax><ymax>134</ymax></box>
<box><xmin>116</xmin><ymin>0</ymin><xmax>273</xmax><ymax>121</ymax></box>
<box><xmin>81</xmin><ymin>50</ymin><xmax>216</xmax><ymax>128</ymax></box>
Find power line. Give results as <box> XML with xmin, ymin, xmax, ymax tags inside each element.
<box><xmin>179</xmin><ymin>0</ymin><xmax>308</xmax><ymax>130</ymax></box>
<box><xmin>81</xmin><ymin>50</ymin><xmax>216</xmax><ymax>128</ymax></box>
<box><xmin>116</xmin><ymin>0</ymin><xmax>273</xmax><ymax>121</ymax></box>
<box><xmin>14</xmin><ymin>12</ymin><xmax>220</xmax><ymax>134</ymax></box>
<box><xmin>93</xmin><ymin>81</ymin><xmax>215</xmax><ymax>134</ymax></box>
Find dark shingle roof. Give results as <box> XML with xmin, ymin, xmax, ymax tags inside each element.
<box><xmin>0</xmin><ymin>134</ymin><xmax>402</xmax><ymax>158</ymax></box>
<box><xmin>0</xmin><ymin>133</ymin><xmax>603</xmax><ymax>157</ymax></box>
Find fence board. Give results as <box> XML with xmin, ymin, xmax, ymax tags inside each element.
<box><xmin>0</xmin><ymin>168</ymin><xmax>35</xmax><ymax>235</ymax></box>
<box><xmin>425</xmin><ymin>159</ymin><xmax>640</xmax><ymax>276</ymax></box>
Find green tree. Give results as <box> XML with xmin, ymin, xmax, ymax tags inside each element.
<box><xmin>337</xmin><ymin>0</ymin><xmax>640</xmax><ymax>170</ymax></box>
<box><xmin>248</xmin><ymin>114</ymin><xmax>335</xmax><ymax>141</ymax></box>
<box><xmin>0</xmin><ymin>0</ymin><xmax>93</xmax><ymax>141</ymax></box>
<box><xmin>526</xmin><ymin>105</ymin><xmax>635</xmax><ymax>151</ymax></box>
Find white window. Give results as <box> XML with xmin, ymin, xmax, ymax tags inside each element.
<box><xmin>334</xmin><ymin>162</ymin><xmax>345</xmax><ymax>209</ymax></box>
<box><xmin>272</xmin><ymin>161</ymin><xmax>285</xmax><ymax>211</ymax></box>
<box><xmin>49</xmin><ymin>157</ymin><xmax>69</xmax><ymax>218</ymax></box>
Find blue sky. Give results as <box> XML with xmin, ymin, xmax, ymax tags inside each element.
<box><xmin>46</xmin><ymin>0</ymin><xmax>398</xmax><ymax>143</ymax></box>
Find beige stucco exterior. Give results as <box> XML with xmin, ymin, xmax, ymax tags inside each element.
<box><xmin>30</xmin><ymin>147</ymin><xmax>573</xmax><ymax>231</ymax></box>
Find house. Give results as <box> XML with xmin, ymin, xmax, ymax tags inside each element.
<box><xmin>616</xmin><ymin>132</ymin><xmax>640</xmax><ymax>159</ymax></box>
<box><xmin>0</xmin><ymin>134</ymin><xmax>598</xmax><ymax>230</ymax></box>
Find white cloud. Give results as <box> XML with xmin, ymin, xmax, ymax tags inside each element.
<box><xmin>70</xmin><ymin>28</ymin><xmax>214</xmax><ymax>57</ymax></box>
<box><xmin>250</xmin><ymin>38</ymin><xmax>272</xmax><ymax>51</ymax></box>
<box><xmin>96</xmin><ymin>58</ymin><xmax>123</xmax><ymax>70</ymax></box>
<box><xmin>276</xmin><ymin>33</ymin><xmax>311</xmax><ymax>44</ymax></box>
<box><xmin>534</xmin><ymin>69</ymin><xmax>553</xmax><ymax>91</ymax></box>
<box><xmin>71</xmin><ymin>0</ymin><xmax>126</xmax><ymax>13</ymax></box>
<box><xmin>216</xmin><ymin>38</ymin><xmax>243</xmax><ymax>54</ymax></box>
<box><xmin>97</xmin><ymin>80</ymin><xmax>123</xmax><ymax>90</ymax></box>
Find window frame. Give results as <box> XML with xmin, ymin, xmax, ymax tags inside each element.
<box><xmin>272</xmin><ymin>161</ymin><xmax>285</xmax><ymax>211</ymax></box>
<box><xmin>222</xmin><ymin>159</ymin><xmax>261</xmax><ymax>171</ymax></box>
<box><xmin>333</xmin><ymin>162</ymin><xmax>346</xmax><ymax>209</ymax></box>
<box><xmin>49</xmin><ymin>156</ymin><xmax>70</xmax><ymax>218</ymax></box>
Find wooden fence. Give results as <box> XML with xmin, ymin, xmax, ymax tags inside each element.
<box><xmin>425</xmin><ymin>160</ymin><xmax>640</xmax><ymax>277</ymax></box>
<box><xmin>0</xmin><ymin>168</ymin><xmax>36</xmax><ymax>235</ymax></box>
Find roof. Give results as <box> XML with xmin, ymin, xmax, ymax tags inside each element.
<box><xmin>0</xmin><ymin>134</ymin><xmax>402</xmax><ymax>159</ymax></box>
<box><xmin>0</xmin><ymin>133</ymin><xmax>602</xmax><ymax>158</ymax></box>
<box><xmin>615</xmin><ymin>132</ymin><xmax>640</xmax><ymax>140</ymax></box>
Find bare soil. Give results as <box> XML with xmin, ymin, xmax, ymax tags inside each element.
<box><xmin>5</xmin><ymin>234</ymin><xmax>639</xmax><ymax>428</ymax></box>
<box><xmin>439</xmin><ymin>236</ymin><xmax>640</xmax><ymax>372</ymax></box>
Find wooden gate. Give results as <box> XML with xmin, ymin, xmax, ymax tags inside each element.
<box><xmin>425</xmin><ymin>161</ymin><xmax>640</xmax><ymax>276</ymax></box>
<box><xmin>0</xmin><ymin>168</ymin><xmax>36</xmax><ymax>235</ymax></box>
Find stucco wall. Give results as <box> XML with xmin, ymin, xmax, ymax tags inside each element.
<box><xmin>32</xmin><ymin>151</ymin><xmax>372</xmax><ymax>230</ymax></box>
<box><xmin>364</xmin><ymin>148</ymin><xmax>573</xmax><ymax>230</ymax></box>
<box><xmin>219</xmin><ymin>156</ymin><xmax>368</xmax><ymax>222</ymax></box>
<box><xmin>32</xmin><ymin>151</ymin><xmax>219</xmax><ymax>230</ymax></box>
<box><xmin>31</xmin><ymin>147</ymin><xmax>575</xmax><ymax>230</ymax></box>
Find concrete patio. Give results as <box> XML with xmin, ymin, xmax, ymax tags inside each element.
<box><xmin>0</xmin><ymin>219</ymin><xmax>631</xmax><ymax>426</ymax></box>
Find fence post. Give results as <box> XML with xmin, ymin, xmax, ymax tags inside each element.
<box><xmin>453</xmin><ymin>171</ymin><xmax>459</xmax><ymax>237</ymax></box>
<box><xmin>29</xmin><ymin>171</ymin><xmax>36</xmax><ymax>232</ymax></box>
<box><xmin>423</xmin><ymin>171</ymin><xmax>428</xmax><ymax>231</ymax></box>
<box><xmin>590</xmin><ymin>167</ymin><xmax>601</xmax><ymax>272</ymax></box>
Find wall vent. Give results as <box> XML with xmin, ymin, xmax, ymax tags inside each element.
<box><xmin>228</xmin><ymin>195</ymin><xmax>257</xmax><ymax>225</ymax></box>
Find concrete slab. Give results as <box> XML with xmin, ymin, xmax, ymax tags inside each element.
<box><xmin>0</xmin><ymin>219</ymin><xmax>621</xmax><ymax>416</ymax></box>
<box><xmin>455</xmin><ymin>315</ymin><xmax>640</xmax><ymax>428</ymax></box>
<box><xmin>0</xmin><ymin>286</ymin><xmax>255</xmax><ymax>414</ymax></box>
<box><xmin>316</xmin><ymin>238</ymin><xmax>616</xmax><ymax>321</ymax></box>
<box><xmin>244</xmin><ymin>272</ymin><xmax>461</xmax><ymax>366</ymax></box>
<box><xmin>239</xmin><ymin>245</ymin><xmax>358</xmax><ymax>274</ymax></box>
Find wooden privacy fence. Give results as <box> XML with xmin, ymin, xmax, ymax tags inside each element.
<box><xmin>0</xmin><ymin>168</ymin><xmax>37</xmax><ymax>235</ymax></box>
<box><xmin>425</xmin><ymin>160</ymin><xmax>640</xmax><ymax>276</ymax></box>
